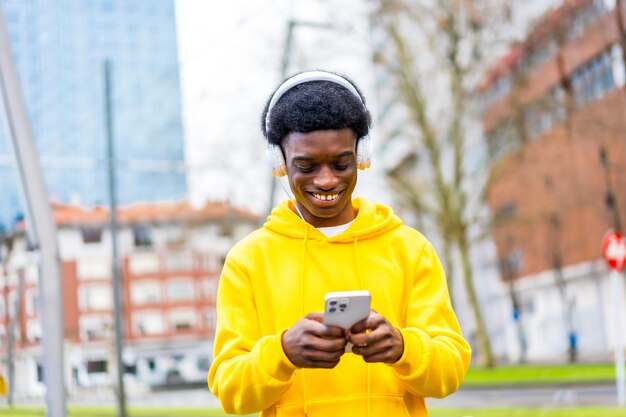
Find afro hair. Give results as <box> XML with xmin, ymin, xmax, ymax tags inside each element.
<box><xmin>261</xmin><ymin>73</ymin><xmax>372</xmax><ymax>146</ymax></box>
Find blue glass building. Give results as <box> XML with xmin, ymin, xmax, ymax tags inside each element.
<box><xmin>0</xmin><ymin>0</ymin><xmax>187</xmax><ymax>231</ymax></box>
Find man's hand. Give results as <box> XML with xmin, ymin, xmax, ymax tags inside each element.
<box><xmin>282</xmin><ymin>312</ymin><xmax>347</xmax><ymax>368</ymax></box>
<box><xmin>348</xmin><ymin>310</ymin><xmax>404</xmax><ymax>363</ymax></box>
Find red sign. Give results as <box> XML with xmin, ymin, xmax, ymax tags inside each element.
<box><xmin>603</xmin><ymin>230</ymin><xmax>626</xmax><ymax>271</ymax></box>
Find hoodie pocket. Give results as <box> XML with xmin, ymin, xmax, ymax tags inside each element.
<box><xmin>274</xmin><ymin>395</ymin><xmax>413</xmax><ymax>417</ymax></box>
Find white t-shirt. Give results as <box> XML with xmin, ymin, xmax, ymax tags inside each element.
<box><xmin>316</xmin><ymin>220</ymin><xmax>355</xmax><ymax>238</ymax></box>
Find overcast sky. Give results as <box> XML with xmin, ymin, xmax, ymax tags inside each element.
<box><xmin>174</xmin><ymin>0</ymin><xmax>560</xmax><ymax>216</ymax></box>
<box><xmin>174</xmin><ymin>0</ymin><xmax>395</xmax><ymax>217</ymax></box>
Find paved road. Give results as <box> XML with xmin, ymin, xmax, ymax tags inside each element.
<box><xmin>427</xmin><ymin>383</ymin><xmax>620</xmax><ymax>408</ymax></box>
<box><xmin>2</xmin><ymin>383</ymin><xmax>620</xmax><ymax>409</ymax></box>
<box><xmin>73</xmin><ymin>382</ymin><xmax>623</xmax><ymax>408</ymax></box>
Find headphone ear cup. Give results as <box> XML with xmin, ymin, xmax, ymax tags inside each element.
<box><xmin>267</xmin><ymin>144</ymin><xmax>287</xmax><ymax>177</ymax></box>
<box><xmin>356</xmin><ymin>136</ymin><xmax>373</xmax><ymax>170</ymax></box>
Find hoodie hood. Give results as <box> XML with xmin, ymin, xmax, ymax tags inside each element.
<box><xmin>264</xmin><ymin>196</ymin><xmax>402</xmax><ymax>241</ymax></box>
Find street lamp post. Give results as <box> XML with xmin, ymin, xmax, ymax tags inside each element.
<box><xmin>266</xmin><ymin>19</ymin><xmax>334</xmax><ymax>217</ymax></box>
<box><xmin>104</xmin><ymin>60</ymin><xmax>127</xmax><ymax>417</ymax></box>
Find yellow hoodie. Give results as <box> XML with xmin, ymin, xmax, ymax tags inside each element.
<box><xmin>208</xmin><ymin>197</ymin><xmax>471</xmax><ymax>416</ymax></box>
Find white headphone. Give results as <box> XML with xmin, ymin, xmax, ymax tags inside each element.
<box><xmin>265</xmin><ymin>71</ymin><xmax>373</xmax><ymax>177</ymax></box>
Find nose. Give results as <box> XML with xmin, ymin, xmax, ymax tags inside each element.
<box><xmin>313</xmin><ymin>165</ymin><xmax>339</xmax><ymax>190</ymax></box>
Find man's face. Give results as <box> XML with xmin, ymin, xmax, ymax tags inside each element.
<box><xmin>282</xmin><ymin>128</ymin><xmax>358</xmax><ymax>228</ymax></box>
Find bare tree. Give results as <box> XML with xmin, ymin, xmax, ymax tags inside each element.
<box><xmin>369</xmin><ymin>0</ymin><xmax>519</xmax><ymax>367</ymax></box>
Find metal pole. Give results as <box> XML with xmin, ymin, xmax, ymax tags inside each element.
<box><xmin>610</xmin><ymin>269</ymin><xmax>626</xmax><ymax>406</ymax></box>
<box><xmin>104</xmin><ymin>60</ymin><xmax>127</xmax><ymax>417</ymax></box>
<box><xmin>266</xmin><ymin>20</ymin><xmax>295</xmax><ymax>219</ymax></box>
<box><xmin>6</xmin><ymin>268</ymin><xmax>24</xmax><ymax>406</ymax></box>
<box><xmin>0</xmin><ymin>7</ymin><xmax>66</xmax><ymax>417</ymax></box>
<box><xmin>266</xmin><ymin>20</ymin><xmax>334</xmax><ymax>218</ymax></box>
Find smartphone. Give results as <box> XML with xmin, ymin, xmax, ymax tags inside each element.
<box><xmin>323</xmin><ymin>290</ymin><xmax>371</xmax><ymax>329</ymax></box>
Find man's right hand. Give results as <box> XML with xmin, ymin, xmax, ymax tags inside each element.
<box><xmin>281</xmin><ymin>312</ymin><xmax>347</xmax><ymax>368</ymax></box>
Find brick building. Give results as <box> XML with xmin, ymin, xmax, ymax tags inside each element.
<box><xmin>480</xmin><ymin>0</ymin><xmax>626</xmax><ymax>361</ymax></box>
<box><xmin>0</xmin><ymin>201</ymin><xmax>258</xmax><ymax>397</ymax></box>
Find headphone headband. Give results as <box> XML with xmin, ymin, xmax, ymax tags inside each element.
<box><xmin>265</xmin><ymin>70</ymin><xmax>373</xmax><ymax>177</ymax></box>
<box><xmin>265</xmin><ymin>71</ymin><xmax>364</xmax><ymax>132</ymax></box>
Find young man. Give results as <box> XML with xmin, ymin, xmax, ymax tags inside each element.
<box><xmin>208</xmin><ymin>70</ymin><xmax>471</xmax><ymax>416</ymax></box>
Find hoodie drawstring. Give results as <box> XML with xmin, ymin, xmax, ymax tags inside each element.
<box><xmin>353</xmin><ymin>237</ymin><xmax>364</xmax><ymax>289</ymax></box>
<box><xmin>353</xmin><ymin>237</ymin><xmax>371</xmax><ymax>417</ymax></box>
<box><xmin>300</xmin><ymin>225</ymin><xmax>309</xmax><ymax>416</ymax></box>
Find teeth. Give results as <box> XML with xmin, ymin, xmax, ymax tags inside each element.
<box><xmin>313</xmin><ymin>193</ymin><xmax>338</xmax><ymax>201</ymax></box>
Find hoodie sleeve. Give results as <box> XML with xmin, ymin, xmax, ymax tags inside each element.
<box><xmin>208</xmin><ymin>254</ymin><xmax>298</xmax><ymax>415</ymax></box>
<box><xmin>390</xmin><ymin>243</ymin><xmax>472</xmax><ymax>398</ymax></box>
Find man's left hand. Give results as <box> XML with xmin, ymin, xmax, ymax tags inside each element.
<box><xmin>347</xmin><ymin>310</ymin><xmax>404</xmax><ymax>363</ymax></box>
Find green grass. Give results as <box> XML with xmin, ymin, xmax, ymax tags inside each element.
<box><xmin>463</xmin><ymin>363</ymin><xmax>616</xmax><ymax>387</ymax></box>
<box><xmin>428</xmin><ymin>407</ymin><xmax>626</xmax><ymax>417</ymax></box>
<box><xmin>2</xmin><ymin>406</ymin><xmax>625</xmax><ymax>417</ymax></box>
<box><xmin>0</xmin><ymin>406</ymin><xmax>254</xmax><ymax>417</ymax></box>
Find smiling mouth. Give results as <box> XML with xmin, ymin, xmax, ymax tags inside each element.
<box><xmin>311</xmin><ymin>192</ymin><xmax>339</xmax><ymax>201</ymax></box>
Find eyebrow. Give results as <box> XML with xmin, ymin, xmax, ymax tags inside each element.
<box><xmin>292</xmin><ymin>151</ymin><xmax>354</xmax><ymax>162</ymax></box>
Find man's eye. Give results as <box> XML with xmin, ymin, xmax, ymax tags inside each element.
<box><xmin>297</xmin><ymin>166</ymin><xmax>315</xmax><ymax>173</ymax></box>
<box><xmin>334</xmin><ymin>164</ymin><xmax>349</xmax><ymax>171</ymax></box>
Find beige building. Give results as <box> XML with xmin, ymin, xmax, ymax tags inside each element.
<box><xmin>0</xmin><ymin>200</ymin><xmax>257</xmax><ymax>397</ymax></box>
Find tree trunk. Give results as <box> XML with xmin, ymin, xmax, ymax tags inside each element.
<box><xmin>457</xmin><ymin>224</ymin><xmax>495</xmax><ymax>367</ymax></box>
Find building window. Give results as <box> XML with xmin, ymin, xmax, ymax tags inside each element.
<box><xmin>25</xmin><ymin>289</ymin><xmax>38</xmax><ymax>317</ymax></box>
<box><xmin>133</xmin><ymin>225</ymin><xmax>153</xmax><ymax>247</ymax></box>
<box><xmin>486</xmin><ymin>119</ymin><xmax>521</xmax><ymax>161</ymax></box>
<box><xmin>483</xmin><ymin>74</ymin><xmax>512</xmax><ymax>108</ymax></box>
<box><xmin>219</xmin><ymin>223</ymin><xmax>233</xmax><ymax>237</ymax></box>
<box><xmin>166</xmin><ymin>253</ymin><xmax>193</xmax><ymax>271</ymax></box>
<box><xmin>130</xmin><ymin>280</ymin><xmax>162</xmax><ymax>305</ymax></box>
<box><xmin>77</xmin><ymin>257</ymin><xmax>110</xmax><ymax>280</ymax></box>
<box><xmin>611</xmin><ymin>44</ymin><xmax>625</xmax><ymax>87</ymax></box>
<box><xmin>25</xmin><ymin>265</ymin><xmax>39</xmax><ymax>284</ymax></box>
<box><xmin>79</xmin><ymin>315</ymin><xmax>111</xmax><ymax>341</ymax></box>
<box><xmin>129</xmin><ymin>252</ymin><xmax>160</xmax><ymax>275</ymax></box>
<box><xmin>523</xmin><ymin>86</ymin><xmax>566</xmax><ymax>142</ymax></box>
<box><xmin>27</xmin><ymin>319</ymin><xmax>41</xmax><ymax>343</ymax></box>
<box><xmin>200</xmin><ymin>253</ymin><xmax>220</xmax><ymax>271</ymax></box>
<box><xmin>86</xmin><ymin>359</ymin><xmax>108</xmax><ymax>374</ymax></box>
<box><xmin>526</xmin><ymin>37</ymin><xmax>557</xmax><ymax>70</ymax></box>
<box><xmin>78</xmin><ymin>284</ymin><xmax>112</xmax><ymax>311</ymax></box>
<box><xmin>567</xmin><ymin>0</ymin><xmax>605</xmax><ymax>41</ymax></box>
<box><xmin>166</xmin><ymin>278</ymin><xmax>195</xmax><ymax>302</ymax></box>
<box><xmin>8</xmin><ymin>291</ymin><xmax>18</xmax><ymax>319</ymax></box>
<box><xmin>132</xmin><ymin>311</ymin><xmax>164</xmax><ymax>335</ymax></box>
<box><xmin>204</xmin><ymin>309</ymin><xmax>217</xmax><ymax>331</ymax></box>
<box><xmin>572</xmin><ymin>49</ymin><xmax>615</xmax><ymax>106</ymax></box>
<box><xmin>200</xmin><ymin>278</ymin><xmax>218</xmax><ymax>302</ymax></box>
<box><xmin>36</xmin><ymin>361</ymin><xmax>44</xmax><ymax>382</ymax></box>
<box><xmin>493</xmin><ymin>202</ymin><xmax>517</xmax><ymax>224</ymax></box>
<box><xmin>603</xmin><ymin>0</ymin><xmax>616</xmax><ymax>11</ymax></box>
<box><xmin>168</xmin><ymin>308</ymin><xmax>196</xmax><ymax>332</ymax></box>
<box><xmin>125</xmin><ymin>363</ymin><xmax>137</xmax><ymax>375</ymax></box>
<box><xmin>547</xmin><ymin>86</ymin><xmax>567</xmax><ymax>125</ymax></box>
<box><xmin>81</xmin><ymin>227</ymin><xmax>102</xmax><ymax>244</ymax></box>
